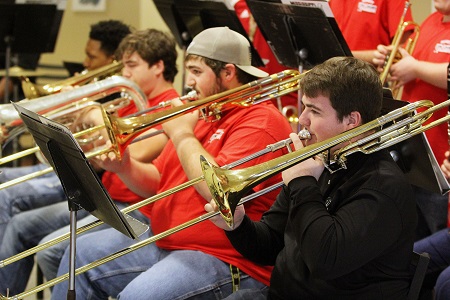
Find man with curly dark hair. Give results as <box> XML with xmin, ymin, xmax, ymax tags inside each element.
<box><xmin>83</xmin><ymin>20</ymin><xmax>132</xmax><ymax>71</ymax></box>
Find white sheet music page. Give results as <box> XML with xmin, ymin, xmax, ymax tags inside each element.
<box><xmin>280</xmin><ymin>0</ymin><xmax>334</xmax><ymax>17</ymax></box>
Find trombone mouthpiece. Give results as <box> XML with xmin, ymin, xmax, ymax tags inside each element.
<box><xmin>182</xmin><ymin>90</ymin><xmax>198</xmax><ymax>101</ymax></box>
<box><xmin>298</xmin><ymin>128</ymin><xmax>311</xmax><ymax>140</ymax></box>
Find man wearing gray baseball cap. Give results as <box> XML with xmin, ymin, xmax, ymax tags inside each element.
<box><xmin>50</xmin><ymin>27</ymin><xmax>292</xmax><ymax>300</ymax></box>
<box><xmin>186</xmin><ymin>26</ymin><xmax>268</xmax><ymax>78</ymax></box>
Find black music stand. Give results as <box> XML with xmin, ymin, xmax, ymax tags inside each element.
<box><xmin>0</xmin><ymin>3</ymin><xmax>59</xmax><ymax>102</ymax></box>
<box><xmin>382</xmin><ymin>91</ymin><xmax>450</xmax><ymax>195</ymax></box>
<box><xmin>155</xmin><ymin>0</ymin><xmax>264</xmax><ymax>68</ymax></box>
<box><xmin>12</xmin><ymin>103</ymin><xmax>148</xmax><ymax>300</ymax></box>
<box><xmin>153</xmin><ymin>0</ymin><xmax>191</xmax><ymax>49</ymax></box>
<box><xmin>246</xmin><ymin>0</ymin><xmax>351</xmax><ymax>70</ymax></box>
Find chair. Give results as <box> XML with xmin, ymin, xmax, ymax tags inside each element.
<box><xmin>408</xmin><ymin>251</ymin><xmax>431</xmax><ymax>300</ymax></box>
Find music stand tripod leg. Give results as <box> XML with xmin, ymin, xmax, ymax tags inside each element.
<box><xmin>67</xmin><ymin>206</ymin><xmax>77</xmax><ymax>300</ymax></box>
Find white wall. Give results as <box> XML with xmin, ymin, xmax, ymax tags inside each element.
<box><xmin>39</xmin><ymin>0</ymin><xmax>184</xmax><ymax>92</ymax></box>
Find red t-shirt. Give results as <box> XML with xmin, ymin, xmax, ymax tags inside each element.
<box><xmin>329</xmin><ymin>0</ymin><xmax>414</xmax><ymax>50</ymax></box>
<box><xmin>102</xmin><ymin>89</ymin><xmax>179</xmax><ymax>205</ymax></box>
<box><xmin>145</xmin><ymin>102</ymin><xmax>293</xmax><ymax>286</ymax></box>
<box><xmin>401</xmin><ymin>12</ymin><xmax>450</xmax><ymax>165</ymax></box>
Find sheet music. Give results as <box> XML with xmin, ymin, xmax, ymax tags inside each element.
<box><xmin>203</xmin><ymin>0</ymin><xmax>236</xmax><ymax>10</ymax></box>
<box><xmin>280</xmin><ymin>0</ymin><xmax>334</xmax><ymax>17</ymax></box>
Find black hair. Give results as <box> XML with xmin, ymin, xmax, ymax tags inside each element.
<box><xmin>89</xmin><ymin>20</ymin><xmax>131</xmax><ymax>57</ymax></box>
<box><xmin>300</xmin><ymin>56</ymin><xmax>383</xmax><ymax>124</ymax></box>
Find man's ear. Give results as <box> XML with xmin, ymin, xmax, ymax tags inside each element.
<box><xmin>345</xmin><ymin>111</ymin><xmax>362</xmax><ymax>129</ymax></box>
<box><xmin>106</xmin><ymin>55</ymin><xmax>115</xmax><ymax>64</ymax></box>
<box><xmin>152</xmin><ymin>60</ymin><xmax>165</xmax><ymax>75</ymax></box>
<box><xmin>222</xmin><ymin>64</ymin><xmax>237</xmax><ymax>81</ymax></box>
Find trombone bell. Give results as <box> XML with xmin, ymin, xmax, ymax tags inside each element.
<box><xmin>201</xmin><ymin>157</ymin><xmax>233</xmax><ymax>227</ymax></box>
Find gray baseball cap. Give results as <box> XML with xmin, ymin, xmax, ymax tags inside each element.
<box><xmin>186</xmin><ymin>27</ymin><xmax>268</xmax><ymax>78</ymax></box>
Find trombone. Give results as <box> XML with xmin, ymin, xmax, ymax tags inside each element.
<box><xmin>0</xmin><ymin>69</ymin><xmax>302</xmax><ymax>190</ymax></box>
<box><xmin>2</xmin><ymin>98</ymin><xmax>450</xmax><ymax>300</ymax></box>
<box><xmin>380</xmin><ymin>1</ymin><xmax>420</xmax><ymax>99</ymax></box>
<box><xmin>20</xmin><ymin>60</ymin><xmax>123</xmax><ymax>99</ymax></box>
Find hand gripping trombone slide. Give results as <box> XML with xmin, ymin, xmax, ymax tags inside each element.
<box><xmin>2</xmin><ymin>98</ymin><xmax>450</xmax><ymax>299</ymax></box>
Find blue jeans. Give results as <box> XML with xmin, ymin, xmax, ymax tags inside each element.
<box><xmin>52</xmin><ymin>227</ymin><xmax>267</xmax><ymax>300</ymax></box>
<box><xmin>414</xmin><ymin>228</ymin><xmax>450</xmax><ymax>300</ymax></box>
<box><xmin>0</xmin><ymin>164</ymin><xmax>64</xmax><ymax>244</ymax></box>
<box><xmin>0</xmin><ymin>200</ymin><xmax>146</xmax><ymax>296</ymax></box>
<box><xmin>413</xmin><ymin>185</ymin><xmax>448</xmax><ymax>240</ymax></box>
<box><xmin>0</xmin><ymin>201</ymin><xmax>90</xmax><ymax>295</ymax></box>
<box><xmin>36</xmin><ymin>202</ymin><xmax>148</xmax><ymax>281</ymax></box>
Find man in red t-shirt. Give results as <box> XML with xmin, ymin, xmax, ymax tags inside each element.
<box><xmin>51</xmin><ymin>27</ymin><xmax>293</xmax><ymax>300</ymax></box>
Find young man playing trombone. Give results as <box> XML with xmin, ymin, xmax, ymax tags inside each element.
<box><xmin>206</xmin><ymin>56</ymin><xmax>418</xmax><ymax>299</ymax></box>
<box><xmin>50</xmin><ymin>26</ymin><xmax>293</xmax><ymax>300</ymax></box>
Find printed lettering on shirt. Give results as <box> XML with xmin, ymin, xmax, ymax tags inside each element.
<box><xmin>434</xmin><ymin>40</ymin><xmax>450</xmax><ymax>54</ymax></box>
<box><xmin>209</xmin><ymin>129</ymin><xmax>225</xmax><ymax>143</ymax></box>
<box><xmin>239</xmin><ymin>9</ymin><xmax>250</xmax><ymax>19</ymax></box>
<box><xmin>357</xmin><ymin>0</ymin><xmax>377</xmax><ymax>14</ymax></box>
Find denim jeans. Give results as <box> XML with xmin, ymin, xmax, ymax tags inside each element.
<box><xmin>0</xmin><ymin>200</ymin><xmax>146</xmax><ymax>296</ymax></box>
<box><xmin>413</xmin><ymin>185</ymin><xmax>448</xmax><ymax>240</ymax></box>
<box><xmin>36</xmin><ymin>202</ymin><xmax>148</xmax><ymax>281</ymax></box>
<box><xmin>0</xmin><ymin>201</ymin><xmax>90</xmax><ymax>295</ymax></box>
<box><xmin>414</xmin><ymin>228</ymin><xmax>450</xmax><ymax>300</ymax></box>
<box><xmin>0</xmin><ymin>164</ymin><xmax>65</xmax><ymax>244</ymax></box>
<box><xmin>52</xmin><ymin>227</ymin><xmax>267</xmax><ymax>300</ymax></box>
